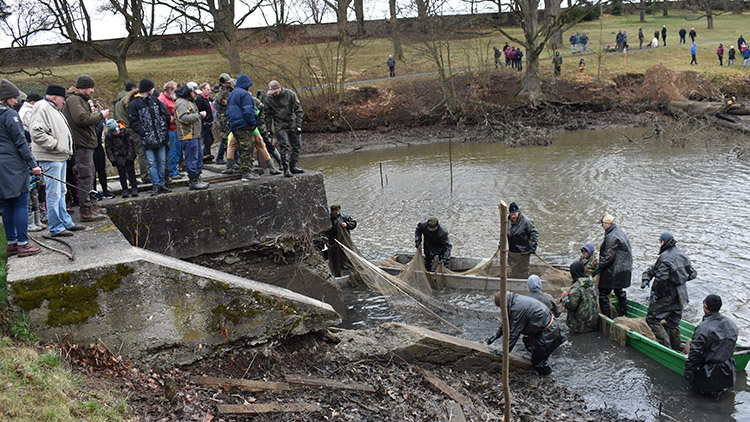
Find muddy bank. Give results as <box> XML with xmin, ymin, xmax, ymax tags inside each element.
<box><xmin>62</xmin><ymin>331</ymin><xmax>636</xmax><ymax>422</ymax></box>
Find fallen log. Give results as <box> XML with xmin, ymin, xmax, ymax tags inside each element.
<box><xmin>218</xmin><ymin>403</ymin><xmax>321</xmax><ymax>415</ymax></box>
<box><xmin>190</xmin><ymin>376</ymin><xmax>290</xmax><ymax>392</ymax></box>
<box><xmin>420</xmin><ymin>368</ymin><xmax>473</xmax><ymax>409</ymax></box>
<box><xmin>283</xmin><ymin>374</ymin><xmax>376</xmax><ymax>392</ymax></box>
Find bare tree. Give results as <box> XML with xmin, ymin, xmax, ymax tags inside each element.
<box><xmin>389</xmin><ymin>0</ymin><xmax>404</xmax><ymax>60</ymax></box>
<box><xmin>545</xmin><ymin>0</ymin><xmax>563</xmax><ymax>49</ymax></box>
<box><xmin>0</xmin><ymin>0</ymin><xmax>53</xmax><ymax>47</ymax></box>
<box><xmin>40</xmin><ymin>0</ymin><xmax>144</xmax><ymax>82</ymax></box>
<box><xmin>300</xmin><ymin>0</ymin><xmax>327</xmax><ymax>24</ymax></box>
<box><xmin>261</xmin><ymin>0</ymin><xmax>296</xmax><ymax>41</ymax></box>
<box><xmin>491</xmin><ymin>0</ymin><xmax>600</xmax><ymax>104</ymax></box>
<box><xmin>662</xmin><ymin>0</ymin><xmax>668</xmax><ymax>16</ymax></box>
<box><xmin>157</xmin><ymin>0</ymin><xmax>263</xmax><ymax>74</ymax></box>
<box><xmin>321</xmin><ymin>0</ymin><xmax>353</xmax><ymax>101</ymax></box>
<box><xmin>640</xmin><ymin>0</ymin><xmax>645</xmax><ymax>22</ymax></box>
<box><xmin>353</xmin><ymin>0</ymin><xmax>365</xmax><ymax>35</ymax></box>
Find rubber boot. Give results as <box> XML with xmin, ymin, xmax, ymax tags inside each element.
<box><xmin>272</xmin><ymin>149</ymin><xmax>283</xmax><ymax>169</ymax></box>
<box><xmin>282</xmin><ymin>160</ymin><xmax>293</xmax><ymax>178</ymax></box>
<box><xmin>289</xmin><ymin>160</ymin><xmax>305</xmax><ymax>174</ymax></box>
<box><xmin>27</xmin><ymin>209</ymin><xmax>42</xmax><ymax>232</ymax></box>
<box><xmin>189</xmin><ymin>174</ymin><xmax>210</xmax><ymax>190</ymax></box>
<box><xmin>668</xmin><ymin>327</ymin><xmax>682</xmax><ymax>352</ymax></box>
<box><xmin>221</xmin><ymin>158</ymin><xmax>235</xmax><ymax>174</ymax></box>
<box><xmin>34</xmin><ymin>211</ymin><xmax>47</xmax><ymax>229</ymax></box>
<box><xmin>266</xmin><ymin>159</ymin><xmax>282</xmax><ymax>175</ymax></box>
<box><xmin>648</xmin><ymin>322</ymin><xmax>671</xmax><ymax>348</ymax></box>
<box><xmin>615</xmin><ymin>290</ymin><xmax>628</xmax><ymax>317</ymax></box>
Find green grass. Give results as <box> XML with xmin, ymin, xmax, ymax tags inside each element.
<box><xmin>5</xmin><ymin>10</ymin><xmax>749</xmax><ymax>104</ymax></box>
<box><xmin>0</xmin><ymin>336</ymin><xmax>129</xmax><ymax>421</ymax></box>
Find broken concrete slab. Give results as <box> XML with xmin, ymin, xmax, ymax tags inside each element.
<box><xmin>6</xmin><ymin>218</ymin><xmax>341</xmax><ymax>366</ymax></box>
<box><xmin>335</xmin><ymin>323</ymin><xmax>531</xmax><ymax>371</ymax></box>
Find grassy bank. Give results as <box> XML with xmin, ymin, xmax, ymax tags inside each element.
<box><xmin>4</xmin><ymin>11</ymin><xmax>749</xmax><ymax>106</ymax></box>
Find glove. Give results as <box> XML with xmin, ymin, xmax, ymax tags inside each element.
<box><xmin>415</xmin><ymin>241</ymin><xmax>421</xmax><ymax>249</ymax></box>
<box><xmin>593</xmin><ymin>266</ymin><xmax>600</xmax><ymax>276</ymax></box>
<box><xmin>440</xmin><ymin>258</ymin><xmax>449</xmax><ymax>265</ymax></box>
<box><xmin>296</xmin><ymin>127</ymin><xmax>302</xmax><ymax>134</ymax></box>
<box><xmin>490</xmin><ymin>349</ymin><xmax>503</xmax><ymax>356</ymax></box>
<box><xmin>641</xmin><ymin>279</ymin><xmax>650</xmax><ymax>289</ymax></box>
<box><xmin>487</xmin><ymin>333</ymin><xmax>500</xmax><ymax>345</ymax></box>
<box><xmin>529</xmin><ymin>248</ymin><xmax>536</xmax><ymax>254</ymax></box>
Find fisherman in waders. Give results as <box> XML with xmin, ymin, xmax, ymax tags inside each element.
<box><xmin>641</xmin><ymin>232</ymin><xmax>697</xmax><ymax>351</ymax></box>
<box><xmin>415</xmin><ymin>217</ymin><xmax>452</xmax><ymax>271</ymax></box>
<box><xmin>594</xmin><ymin>214</ymin><xmax>632</xmax><ymax>318</ymax></box>
<box><xmin>326</xmin><ymin>204</ymin><xmax>357</xmax><ymax>277</ymax></box>
<box><xmin>505</xmin><ymin>202</ymin><xmax>539</xmax><ymax>279</ymax></box>
<box><xmin>684</xmin><ymin>295</ymin><xmax>739</xmax><ymax>397</ymax></box>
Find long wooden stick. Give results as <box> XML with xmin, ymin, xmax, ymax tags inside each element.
<box><xmin>498</xmin><ymin>201</ymin><xmax>511</xmax><ymax>422</ymax></box>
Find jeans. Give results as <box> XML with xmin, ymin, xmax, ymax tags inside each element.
<box><xmin>167</xmin><ymin>130</ymin><xmax>181</xmax><ymax>177</ymax></box>
<box><xmin>729</xmin><ymin>58</ymin><xmax>735</xmax><ymax>66</ymax></box>
<box><xmin>144</xmin><ymin>146</ymin><xmax>166</xmax><ymax>186</ymax></box>
<box><xmin>1</xmin><ymin>191</ymin><xmax>29</xmax><ymax>245</ymax></box>
<box><xmin>41</xmin><ymin>161</ymin><xmax>74</xmax><ymax>236</ymax></box>
<box><xmin>583</xmin><ymin>43</ymin><xmax>587</xmax><ymax>53</ymax></box>
<box><xmin>216</xmin><ymin>137</ymin><xmax>227</xmax><ymax>162</ymax></box>
<box><xmin>179</xmin><ymin>138</ymin><xmax>203</xmax><ymax>177</ymax></box>
<box><xmin>74</xmin><ymin>146</ymin><xmax>95</xmax><ymax>209</ymax></box>
<box><xmin>744</xmin><ymin>57</ymin><xmax>749</xmax><ymax>68</ymax></box>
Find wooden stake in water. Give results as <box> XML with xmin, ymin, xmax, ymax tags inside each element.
<box><xmin>379</xmin><ymin>162</ymin><xmax>384</xmax><ymax>188</ymax></box>
<box><xmin>449</xmin><ymin>140</ymin><xmax>454</xmax><ymax>194</ymax></box>
<box><xmin>498</xmin><ymin>201</ymin><xmax>511</xmax><ymax>422</ymax></box>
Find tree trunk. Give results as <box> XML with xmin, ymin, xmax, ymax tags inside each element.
<box><xmin>733</xmin><ymin>0</ymin><xmax>742</xmax><ymax>14</ymax></box>
<box><xmin>415</xmin><ymin>0</ymin><xmax>428</xmax><ymax>18</ymax></box>
<box><xmin>707</xmin><ymin>8</ymin><xmax>714</xmax><ymax>29</ymax></box>
<box><xmin>336</xmin><ymin>0</ymin><xmax>350</xmax><ymax>102</ymax></box>
<box><xmin>354</xmin><ymin>0</ymin><xmax>365</xmax><ymax>35</ymax></box>
<box><xmin>115</xmin><ymin>54</ymin><xmax>129</xmax><ymax>83</ymax></box>
<box><xmin>640</xmin><ymin>0</ymin><xmax>645</xmax><ymax>22</ymax></box>
<box><xmin>545</xmin><ymin>0</ymin><xmax>563</xmax><ymax>49</ymax></box>
<box><xmin>520</xmin><ymin>2</ymin><xmax>542</xmax><ymax>104</ymax></box>
<box><xmin>389</xmin><ymin>0</ymin><xmax>404</xmax><ymax>60</ymax></box>
<box><xmin>662</xmin><ymin>0</ymin><xmax>668</xmax><ymax>16</ymax></box>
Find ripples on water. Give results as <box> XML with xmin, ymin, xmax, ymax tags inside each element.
<box><xmin>309</xmin><ymin>128</ymin><xmax>750</xmax><ymax>421</ymax></box>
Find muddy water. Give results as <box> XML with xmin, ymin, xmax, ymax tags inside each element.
<box><xmin>304</xmin><ymin>128</ymin><xmax>750</xmax><ymax>421</ymax></box>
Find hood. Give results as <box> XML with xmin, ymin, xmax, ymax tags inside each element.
<box><xmin>235</xmin><ymin>74</ymin><xmax>253</xmax><ymax>91</ymax></box>
<box><xmin>527</xmin><ymin>275</ymin><xmax>542</xmax><ymax>294</ymax></box>
<box><xmin>570</xmin><ymin>261</ymin><xmax>586</xmax><ymax>280</ymax></box>
<box><xmin>582</xmin><ymin>242</ymin><xmax>595</xmax><ymax>257</ymax></box>
<box><xmin>175</xmin><ymin>85</ymin><xmax>193</xmax><ymax>99</ymax></box>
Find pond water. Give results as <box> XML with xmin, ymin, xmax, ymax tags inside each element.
<box><xmin>303</xmin><ymin>128</ymin><xmax>750</xmax><ymax>421</ymax></box>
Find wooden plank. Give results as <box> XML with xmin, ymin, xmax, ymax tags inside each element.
<box><xmin>444</xmin><ymin>400</ymin><xmax>467</xmax><ymax>422</ymax></box>
<box><xmin>420</xmin><ymin>369</ymin><xmax>473</xmax><ymax>409</ymax></box>
<box><xmin>218</xmin><ymin>403</ymin><xmax>321</xmax><ymax>415</ymax></box>
<box><xmin>190</xmin><ymin>376</ymin><xmax>290</xmax><ymax>392</ymax></box>
<box><xmin>284</xmin><ymin>374</ymin><xmax>376</xmax><ymax>393</ymax></box>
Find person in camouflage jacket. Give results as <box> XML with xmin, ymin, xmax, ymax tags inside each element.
<box><xmin>579</xmin><ymin>242</ymin><xmax>599</xmax><ymax>277</ymax></box>
<box><xmin>561</xmin><ymin>262</ymin><xmax>599</xmax><ymax>334</ymax></box>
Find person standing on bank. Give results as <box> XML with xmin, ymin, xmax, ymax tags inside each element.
<box><xmin>641</xmin><ymin>232</ymin><xmax>697</xmax><ymax>351</ymax></box>
<box><xmin>684</xmin><ymin>295</ymin><xmax>739</xmax><ymax>397</ymax></box>
<box><xmin>415</xmin><ymin>217</ymin><xmax>452</xmax><ymax>271</ymax></box>
<box><xmin>0</xmin><ymin>79</ymin><xmax>42</xmax><ymax>257</ymax></box>
<box><xmin>387</xmin><ymin>55</ymin><xmax>396</xmax><ymax>77</ymax></box>
<box><xmin>62</xmin><ymin>74</ymin><xmax>109</xmax><ymax>221</ymax></box>
<box><xmin>505</xmin><ymin>202</ymin><xmax>539</xmax><ymax>279</ymax></box>
<box><xmin>226</xmin><ymin>74</ymin><xmax>261</xmax><ymax>181</ymax></box>
<box><xmin>263</xmin><ymin>80</ymin><xmax>304</xmax><ymax>178</ymax></box>
<box><xmin>174</xmin><ymin>82</ymin><xmax>210</xmax><ymax>191</ymax></box>
<box><xmin>661</xmin><ymin>25</ymin><xmax>667</xmax><ymax>46</ymax></box>
<box><xmin>594</xmin><ymin>214</ymin><xmax>632</xmax><ymax>318</ymax></box>
<box><xmin>691</xmin><ymin>42</ymin><xmax>699</xmax><ymax>65</ymax></box>
<box><xmin>29</xmin><ymin>84</ymin><xmax>86</xmax><ymax>237</ymax></box>
<box><xmin>326</xmin><ymin>204</ymin><xmax>357</xmax><ymax>277</ymax></box>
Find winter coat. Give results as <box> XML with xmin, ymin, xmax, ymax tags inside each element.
<box><xmin>127</xmin><ymin>94</ymin><xmax>170</xmax><ymax>150</ymax></box>
<box><xmin>327</xmin><ymin>212</ymin><xmax>357</xmax><ymax>241</ymax></box>
<box><xmin>174</xmin><ymin>95</ymin><xmax>202</xmax><ymax>141</ymax></box>
<box><xmin>642</xmin><ymin>239</ymin><xmax>697</xmax><ymax>310</ymax></box>
<box><xmin>214</xmin><ymin>88</ymin><xmax>232</xmax><ymax>139</ymax></box>
<box><xmin>562</xmin><ymin>276</ymin><xmax>599</xmax><ymax>333</ymax></box>
<box><xmin>661</xmin><ymin>27</ymin><xmax>667</xmax><ymax>39</ymax></box>
<box><xmin>507</xmin><ymin>212</ymin><xmax>539</xmax><ymax>253</ymax></box>
<box><xmin>597</xmin><ymin>223</ymin><xmax>632</xmax><ymax>289</ymax></box>
<box><xmin>195</xmin><ymin>93</ymin><xmax>214</xmax><ymax>124</ymax></box>
<box><xmin>574</xmin><ymin>34</ymin><xmax>581</xmax><ymax>44</ymax></box>
<box><xmin>63</xmin><ymin>92</ymin><xmax>105</xmax><ymax>149</ymax></box>
<box><xmin>729</xmin><ymin>48</ymin><xmax>736</xmax><ymax>59</ymax></box>
<box><xmin>739</xmin><ymin>37</ymin><xmax>746</xmax><ymax>48</ymax></box>
<box><xmin>387</xmin><ymin>57</ymin><xmax>396</xmax><ymax>69</ymax></box>
<box><xmin>691</xmin><ymin>44</ymin><xmax>697</xmax><ymax>55</ymax></box>
<box><xmin>581</xmin><ymin>34</ymin><xmax>589</xmax><ymax>44</ymax></box>
<box><xmin>226</xmin><ymin>75</ymin><xmax>258</xmax><ymax>132</ymax></box>
<box><xmin>638</xmin><ymin>29</ymin><xmax>644</xmax><ymax>40</ymax></box>
<box><xmin>158</xmin><ymin>91</ymin><xmax>177</xmax><ymax>131</ymax></box>
<box><xmin>570</xmin><ymin>34</ymin><xmax>577</xmax><ymax>44</ymax></box>
<box><xmin>18</xmin><ymin>101</ymin><xmax>34</xmax><ymax>132</ymax></box>
<box><xmin>104</xmin><ymin>129</ymin><xmax>135</xmax><ymax>167</ymax></box>
<box><xmin>415</xmin><ymin>220</ymin><xmax>452</xmax><ymax>261</ymax></box>
<box><xmin>28</xmin><ymin>99</ymin><xmax>73</xmax><ymax>163</ymax></box>
<box><xmin>679</xmin><ymin>28</ymin><xmax>687</xmax><ymax>38</ymax></box>
<box><xmin>253</xmin><ymin>96</ymin><xmax>267</xmax><ymax>134</ymax></box>
<box><xmin>494</xmin><ymin>292</ymin><xmax>564</xmax><ymax>354</ymax></box>
<box><xmin>263</xmin><ymin>87</ymin><xmax>304</xmax><ymax>132</ymax></box>
<box><xmin>113</xmin><ymin>89</ymin><xmax>132</xmax><ymax>127</ymax></box>
<box><xmin>0</xmin><ymin>106</ymin><xmax>36</xmax><ymax>199</ymax></box>
<box><xmin>553</xmin><ymin>55</ymin><xmax>563</xmax><ymax>68</ymax></box>
<box><xmin>717</xmin><ymin>46</ymin><xmax>724</xmax><ymax>57</ymax></box>
<box><xmin>743</xmin><ymin>48</ymin><xmax>750</xmax><ymax>59</ymax></box>
<box><xmin>528</xmin><ymin>275</ymin><xmax>561</xmax><ymax>317</ymax></box>
<box><xmin>689</xmin><ymin>29</ymin><xmax>697</xmax><ymax>40</ymax></box>
<box><xmin>684</xmin><ymin>311</ymin><xmax>738</xmax><ymax>393</ymax></box>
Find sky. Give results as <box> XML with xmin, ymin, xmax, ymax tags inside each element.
<box><xmin>0</xmin><ymin>0</ymin><xmax>501</xmax><ymax>48</ymax></box>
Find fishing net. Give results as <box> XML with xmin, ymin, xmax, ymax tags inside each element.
<box><xmin>328</xmin><ymin>225</ymin><xmax>363</xmax><ymax>285</ymax></box>
<box><xmin>340</xmin><ymin>242</ymin><xmax>462</xmax><ymax>333</ymax></box>
<box><xmin>602</xmin><ymin>316</ymin><xmax>657</xmax><ymax>346</ymax></box>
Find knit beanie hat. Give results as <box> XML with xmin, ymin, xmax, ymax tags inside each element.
<box><xmin>139</xmin><ymin>78</ymin><xmax>155</xmax><ymax>93</ymax></box>
<box><xmin>105</xmin><ymin>119</ymin><xmax>119</xmax><ymax>132</ymax></box>
<box><xmin>0</xmin><ymin>79</ymin><xmax>21</xmax><ymax>101</ymax></box>
<box><xmin>704</xmin><ymin>295</ymin><xmax>722</xmax><ymax>312</ymax></box>
<box><xmin>75</xmin><ymin>74</ymin><xmax>96</xmax><ymax>89</ymax></box>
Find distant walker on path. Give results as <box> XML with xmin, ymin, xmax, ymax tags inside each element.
<box><xmin>387</xmin><ymin>55</ymin><xmax>396</xmax><ymax>78</ymax></box>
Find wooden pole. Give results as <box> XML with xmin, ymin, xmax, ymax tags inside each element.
<box><xmin>448</xmin><ymin>140</ymin><xmax>454</xmax><ymax>194</ymax></box>
<box><xmin>498</xmin><ymin>201</ymin><xmax>511</xmax><ymax>422</ymax></box>
<box><xmin>380</xmin><ymin>162</ymin><xmax>384</xmax><ymax>188</ymax></box>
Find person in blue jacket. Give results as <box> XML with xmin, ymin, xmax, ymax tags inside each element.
<box><xmin>225</xmin><ymin>74</ymin><xmax>260</xmax><ymax>181</ymax></box>
<box><xmin>691</xmin><ymin>42</ymin><xmax>698</xmax><ymax>65</ymax></box>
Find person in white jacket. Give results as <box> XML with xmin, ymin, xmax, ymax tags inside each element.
<box><xmin>28</xmin><ymin>84</ymin><xmax>86</xmax><ymax>237</ymax></box>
